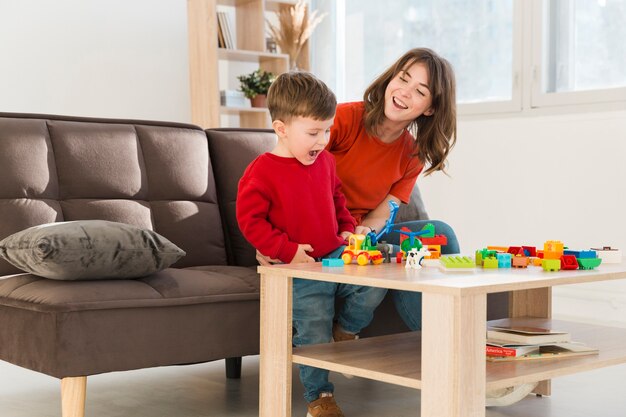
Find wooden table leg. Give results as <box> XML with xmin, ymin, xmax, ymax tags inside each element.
<box><xmin>421</xmin><ymin>292</ymin><xmax>487</xmax><ymax>417</ymax></box>
<box><xmin>509</xmin><ymin>287</ymin><xmax>552</xmax><ymax>396</ymax></box>
<box><xmin>259</xmin><ymin>273</ymin><xmax>293</xmax><ymax>417</ymax></box>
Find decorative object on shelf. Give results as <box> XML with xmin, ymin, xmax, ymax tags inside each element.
<box><xmin>266</xmin><ymin>0</ymin><xmax>326</xmax><ymax>69</ymax></box>
<box><xmin>220</xmin><ymin>90</ymin><xmax>249</xmax><ymax>108</ymax></box>
<box><xmin>237</xmin><ymin>69</ymin><xmax>276</xmax><ymax>107</ymax></box>
<box><xmin>266</xmin><ymin>37</ymin><xmax>277</xmax><ymax>53</ymax></box>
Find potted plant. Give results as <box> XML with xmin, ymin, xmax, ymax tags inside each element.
<box><xmin>237</xmin><ymin>69</ymin><xmax>276</xmax><ymax>108</ymax></box>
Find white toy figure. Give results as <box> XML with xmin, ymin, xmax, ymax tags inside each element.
<box><xmin>405</xmin><ymin>248</ymin><xmax>430</xmax><ymax>269</ymax></box>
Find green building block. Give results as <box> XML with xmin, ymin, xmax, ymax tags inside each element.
<box><xmin>542</xmin><ymin>258</ymin><xmax>561</xmax><ymax>272</ymax></box>
<box><xmin>577</xmin><ymin>257</ymin><xmax>602</xmax><ymax>270</ymax></box>
<box><xmin>440</xmin><ymin>256</ymin><xmax>475</xmax><ymax>269</ymax></box>
<box><xmin>483</xmin><ymin>256</ymin><xmax>499</xmax><ymax>269</ymax></box>
<box><xmin>475</xmin><ymin>250</ymin><xmax>483</xmax><ymax>266</ymax></box>
<box><xmin>419</xmin><ymin>223</ymin><xmax>435</xmax><ymax>238</ymax></box>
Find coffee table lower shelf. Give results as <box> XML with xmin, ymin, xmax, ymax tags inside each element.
<box><xmin>292</xmin><ymin>318</ymin><xmax>626</xmax><ymax>391</ymax></box>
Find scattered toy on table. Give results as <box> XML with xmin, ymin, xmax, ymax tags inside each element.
<box><xmin>474</xmin><ymin>240</ymin><xmax>604</xmax><ymax>272</ymax></box>
<box><xmin>405</xmin><ymin>248</ymin><xmax>431</xmax><ymax>269</ymax></box>
<box><xmin>591</xmin><ymin>246</ymin><xmax>622</xmax><ymax>264</ymax></box>
<box><xmin>439</xmin><ymin>255</ymin><xmax>475</xmax><ymax>272</ymax></box>
<box><xmin>322</xmin><ymin>258</ymin><xmax>345</xmax><ymax>267</ymax></box>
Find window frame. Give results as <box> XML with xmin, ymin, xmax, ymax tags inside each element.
<box><xmin>314</xmin><ymin>0</ymin><xmax>626</xmax><ymax>116</ymax></box>
<box><xmin>529</xmin><ymin>0</ymin><xmax>626</xmax><ymax>109</ymax></box>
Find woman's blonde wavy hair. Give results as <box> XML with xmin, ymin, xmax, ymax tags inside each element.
<box><xmin>363</xmin><ymin>48</ymin><xmax>457</xmax><ymax>175</ymax></box>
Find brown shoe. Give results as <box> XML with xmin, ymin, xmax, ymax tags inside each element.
<box><xmin>332</xmin><ymin>322</ymin><xmax>358</xmax><ymax>342</ymax></box>
<box><xmin>307</xmin><ymin>393</ymin><xmax>344</xmax><ymax>417</ymax></box>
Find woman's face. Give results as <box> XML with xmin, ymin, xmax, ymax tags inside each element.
<box><xmin>384</xmin><ymin>62</ymin><xmax>434</xmax><ymax>124</ymax></box>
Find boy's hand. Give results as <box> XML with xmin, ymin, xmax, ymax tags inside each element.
<box><xmin>339</xmin><ymin>231</ymin><xmax>352</xmax><ymax>241</ymax></box>
<box><xmin>291</xmin><ymin>244</ymin><xmax>315</xmax><ymax>264</ymax></box>
<box><xmin>256</xmin><ymin>250</ymin><xmax>281</xmax><ymax>266</ymax></box>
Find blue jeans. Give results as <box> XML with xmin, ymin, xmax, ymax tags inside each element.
<box><xmin>384</xmin><ymin>220</ymin><xmax>460</xmax><ymax>331</ymax></box>
<box><xmin>293</xmin><ymin>245</ymin><xmax>387</xmax><ymax>402</ymax></box>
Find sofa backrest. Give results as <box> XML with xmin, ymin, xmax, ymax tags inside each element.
<box><xmin>206</xmin><ymin>128</ymin><xmax>277</xmax><ymax>267</ymax></box>
<box><xmin>0</xmin><ymin>113</ymin><xmax>228</xmax><ymax>276</ymax></box>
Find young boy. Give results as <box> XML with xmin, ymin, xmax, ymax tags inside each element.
<box><xmin>236</xmin><ymin>71</ymin><xmax>387</xmax><ymax>417</ymax></box>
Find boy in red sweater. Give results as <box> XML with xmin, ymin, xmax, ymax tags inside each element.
<box><xmin>236</xmin><ymin>71</ymin><xmax>387</xmax><ymax>417</ymax></box>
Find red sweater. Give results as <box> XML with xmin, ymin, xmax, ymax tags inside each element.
<box><xmin>236</xmin><ymin>151</ymin><xmax>356</xmax><ymax>263</ymax></box>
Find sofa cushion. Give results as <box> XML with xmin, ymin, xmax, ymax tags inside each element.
<box><xmin>0</xmin><ymin>265</ymin><xmax>260</xmax><ymax>377</ymax></box>
<box><xmin>0</xmin><ymin>220</ymin><xmax>185</xmax><ymax>281</ymax></box>
<box><xmin>206</xmin><ymin>129</ymin><xmax>278</xmax><ymax>267</ymax></box>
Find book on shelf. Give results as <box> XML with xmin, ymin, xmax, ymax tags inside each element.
<box><xmin>217</xmin><ymin>11</ymin><xmax>234</xmax><ymax>49</ymax></box>
<box><xmin>487</xmin><ymin>323</ymin><xmax>571</xmax><ymax>345</ymax></box>
<box><xmin>486</xmin><ymin>343</ymin><xmax>540</xmax><ymax>358</ymax></box>
<box><xmin>486</xmin><ymin>341</ymin><xmax>598</xmax><ymax>362</ymax></box>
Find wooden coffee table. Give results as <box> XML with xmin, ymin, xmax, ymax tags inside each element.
<box><xmin>258</xmin><ymin>259</ymin><xmax>626</xmax><ymax>417</ymax></box>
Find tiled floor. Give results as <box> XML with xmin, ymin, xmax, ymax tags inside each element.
<box><xmin>1</xmin><ymin>356</ymin><xmax>625</xmax><ymax>417</ymax></box>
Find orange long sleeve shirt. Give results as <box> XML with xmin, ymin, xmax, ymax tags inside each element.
<box><xmin>327</xmin><ymin>102</ymin><xmax>423</xmax><ymax>224</ymax></box>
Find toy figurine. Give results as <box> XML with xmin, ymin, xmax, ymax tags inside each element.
<box><xmin>405</xmin><ymin>248</ymin><xmax>430</xmax><ymax>269</ymax></box>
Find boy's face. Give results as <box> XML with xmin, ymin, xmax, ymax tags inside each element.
<box><xmin>273</xmin><ymin>116</ymin><xmax>334</xmax><ymax>166</ymax></box>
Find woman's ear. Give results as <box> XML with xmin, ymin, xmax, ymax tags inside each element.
<box><xmin>272</xmin><ymin>120</ymin><xmax>287</xmax><ymax>138</ymax></box>
<box><xmin>424</xmin><ymin>107</ymin><xmax>434</xmax><ymax>116</ymax></box>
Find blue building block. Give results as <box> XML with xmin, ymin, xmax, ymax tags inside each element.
<box><xmin>322</xmin><ymin>258</ymin><xmax>345</xmax><ymax>267</ymax></box>
<box><xmin>496</xmin><ymin>253</ymin><xmax>512</xmax><ymax>268</ymax></box>
<box><xmin>563</xmin><ymin>249</ymin><xmax>581</xmax><ymax>257</ymax></box>
<box><xmin>578</xmin><ymin>250</ymin><xmax>597</xmax><ymax>259</ymax></box>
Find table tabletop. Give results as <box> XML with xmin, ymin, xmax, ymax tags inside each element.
<box><xmin>258</xmin><ymin>258</ymin><xmax>626</xmax><ymax>295</ymax></box>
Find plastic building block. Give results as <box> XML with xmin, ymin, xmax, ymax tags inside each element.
<box><xmin>531</xmin><ymin>257</ymin><xmax>543</xmax><ymax>266</ymax></box>
<box><xmin>322</xmin><ymin>258</ymin><xmax>344</xmax><ymax>267</ymax></box>
<box><xmin>425</xmin><ymin>244</ymin><xmax>441</xmax><ymax>259</ymax></box>
<box><xmin>563</xmin><ymin>249</ymin><xmax>581</xmax><ymax>258</ymax></box>
<box><xmin>577</xmin><ymin>250</ymin><xmax>597</xmax><ymax>259</ymax></box>
<box><xmin>507</xmin><ymin>246</ymin><xmax>525</xmax><ymax>256</ymax></box>
<box><xmin>560</xmin><ymin>255</ymin><xmax>578</xmax><ymax>270</ymax></box>
<box><xmin>475</xmin><ymin>250</ymin><xmax>483</xmax><ymax>266</ymax></box>
<box><xmin>483</xmin><ymin>257</ymin><xmax>499</xmax><ymax>269</ymax></box>
<box><xmin>511</xmin><ymin>255</ymin><xmax>530</xmax><ymax>268</ymax></box>
<box><xmin>543</xmin><ymin>240</ymin><xmax>564</xmax><ymax>260</ymax></box>
<box><xmin>522</xmin><ymin>246</ymin><xmax>535</xmax><ymax>257</ymax></box>
<box><xmin>577</xmin><ymin>257</ymin><xmax>602</xmax><ymax>270</ymax></box>
<box><xmin>496</xmin><ymin>253</ymin><xmax>512</xmax><ymax>268</ymax></box>
<box><xmin>487</xmin><ymin>245</ymin><xmax>509</xmax><ymax>253</ymax></box>
<box><xmin>591</xmin><ymin>246</ymin><xmax>622</xmax><ymax>264</ymax></box>
<box><xmin>420</xmin><ymin>235</ymin><xmax>448</xmax><ymax>246</ymax></box>
<box><xmin>542</xmin><ymin>258</ymin><xmax>561</xmax><ymax>272</ymax></box>
<box><xmin>440</xmin><ymin>256</ymin><xmax>475</xmax><ymax>270</ymax></box>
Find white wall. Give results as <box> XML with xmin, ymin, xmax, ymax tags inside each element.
<box><xmin>419</xmin><ymin>109</ymin><xmax>626</xmax><ymax>327</ymax></box>
<box><xmin>0</xmin><ymin>0</ymin><xmax>190</xmax><ymax>122</ymax></box>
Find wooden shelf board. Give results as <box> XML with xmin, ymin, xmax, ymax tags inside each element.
<box><xmin>292</xmin><ymin>318</ymin><xmax>626</xmax><ymax>391</ymax></box>
<box><xmin>218</xmin><ymin>48</ymin><xmax>289</xmax><ymax>62</ymax></box>
<box><xmin>265</xmin><ymin>0</ymin><xmax>298</xmax><ymax>12</ymax></box>
<box><xmin>220</xmin><ymin>106</ymin><xmax>268</xmax><ymax>114</ymax></box>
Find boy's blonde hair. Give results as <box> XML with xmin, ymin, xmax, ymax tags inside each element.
<box><xmin>267</xmin><ymin>71</ymin><xmax>336</xmax><ymax>123</ymax></box>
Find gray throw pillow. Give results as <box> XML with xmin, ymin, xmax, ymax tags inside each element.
<box><xmin>0</xmin><ymin>220</ymin><xmax>186</xmax><ymax>280</ymax></box>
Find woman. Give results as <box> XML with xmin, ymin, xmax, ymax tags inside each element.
<box><xmin>326</xmin><ymin>47</ymin><xmax>459</xmax><ymax>331</ymax></box>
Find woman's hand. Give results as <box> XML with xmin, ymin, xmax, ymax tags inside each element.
<box><xmin>354</xmin><ymin>225</ymin><xmax>372</xmax><ymax>235</ymax></box>
<box><xmin>256</xmin><ymin>250</ymin><xmax>280</xmax><ymax>266</ymax></box>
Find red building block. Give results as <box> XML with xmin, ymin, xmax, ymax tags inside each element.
<box><xmin>560</xmin><ymin>255</ymin><xmax>579</xmax><ymax>270</ymax></box>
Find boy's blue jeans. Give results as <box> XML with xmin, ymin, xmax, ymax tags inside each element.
<box><xmin>292</xmin><ymin>245</ymin><xmax>387</xmax><ymax>403</ymax></box>
<box><xmin>384</xmin><ymin>219</ymin><xmax>460</xmax><ymax>331</ymax></box>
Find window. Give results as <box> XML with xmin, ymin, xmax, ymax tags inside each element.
<box><xmin>532</xmin><ymin>0</ymin><xmax>626</xmax><ymax>106</ymax></box>
<box><xmin>310</xmin><ymin>0</ymin><xmax>626</xmax><ymax>114</ymax></box>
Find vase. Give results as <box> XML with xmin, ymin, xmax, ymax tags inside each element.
<box><xmin>250</xmin><ymin>94</ymin><xmax>267</xmax><ymax>108</ymax></box>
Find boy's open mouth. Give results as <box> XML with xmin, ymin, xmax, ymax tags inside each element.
<box><xmin>308</xmin><ymin>150</ymin><xmax>321</xmax><ymax>158</ymax></box>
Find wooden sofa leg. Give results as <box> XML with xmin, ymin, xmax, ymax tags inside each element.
<box><xmin>61</xmin><ymin>376</ymin><xmax>87</xmax><ymax>417</ymax></box>
<box><xmin>225</xmin><ymin>357</ymin><xmax>242</xmax><ymax>379</ymax></box>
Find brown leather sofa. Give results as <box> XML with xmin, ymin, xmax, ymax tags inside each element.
<box><xmin>0</xmin><ymin>113</ymin><xmax>507</xmax><ymax>416</ymax></box>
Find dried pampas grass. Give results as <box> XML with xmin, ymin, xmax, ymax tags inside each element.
<box><xmin>267</xmin><ymin>0</ymin><xmax>326</xmax><ymax>69</ymax></box>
